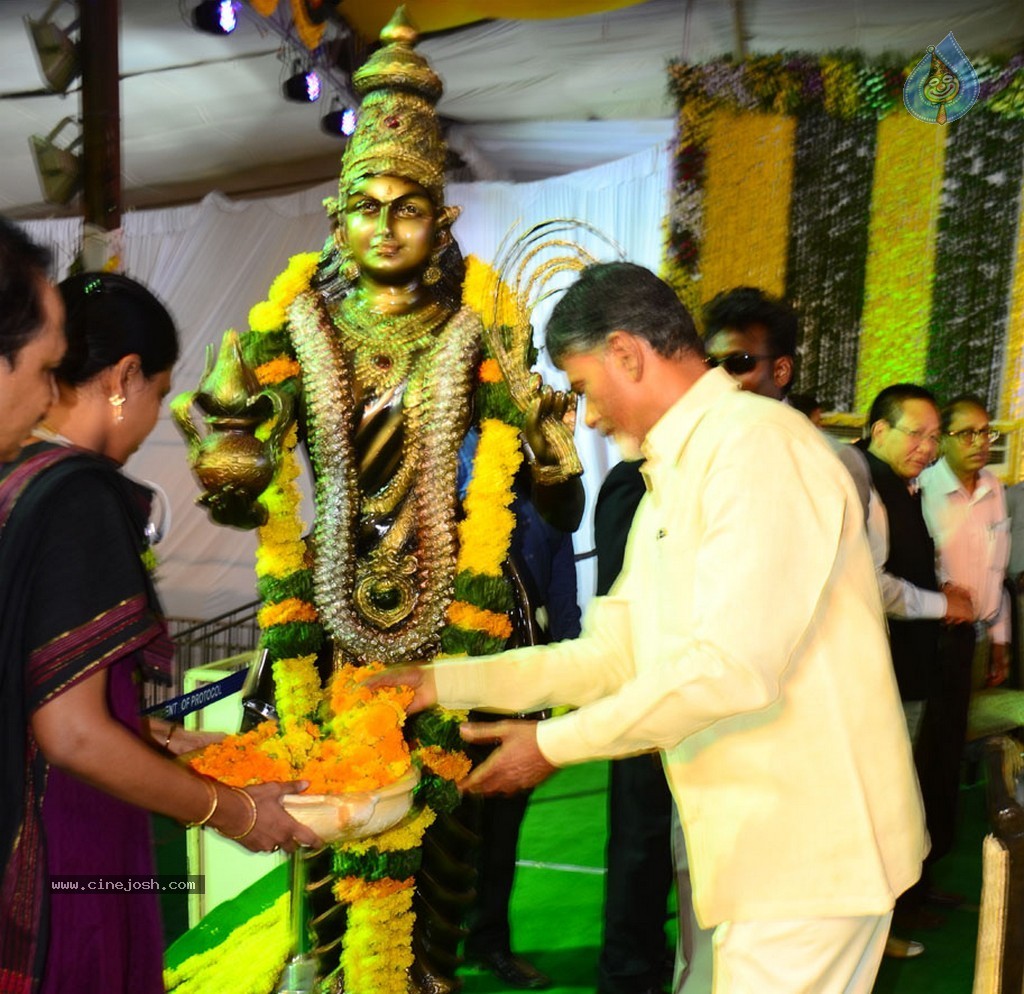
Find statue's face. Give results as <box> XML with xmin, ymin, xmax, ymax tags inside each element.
<box><xmin>340</xmin><ymin>175</ymin><xmax>440</xmax><ymax>285</ymax></box>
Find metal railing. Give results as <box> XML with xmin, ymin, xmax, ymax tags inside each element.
<box><xmin>143</xmin><ymin>601</ymin><xmax>262</xmax><ymax>712</ymax></box>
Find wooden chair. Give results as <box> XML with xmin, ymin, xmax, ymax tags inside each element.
<box><xmin>972</xmin><ymin>735</ymin><xmax>1024</xmax><ymax>994</ymax></box>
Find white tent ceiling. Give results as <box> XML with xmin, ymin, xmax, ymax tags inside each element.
<box><xmin>2</xmin><ymin>0</ymin><xmax>1023</xmax><ymax>218</ymax></box>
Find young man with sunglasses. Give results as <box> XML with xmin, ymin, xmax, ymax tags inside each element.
<box><xmin>702</xmin><ymin>287</ymin><xmax>797</xmax><ymax>401</ymax></box>
<box><xmin>375</xmin><ymin>263</ymin><xmax>927</xmax><ymax>994</ymax></box>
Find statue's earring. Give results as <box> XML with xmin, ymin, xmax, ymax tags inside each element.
<box><xmin>423</xmin><ymin>248</ymin><xmax>442</xmax><ymax>286</ymax></box>
<box><xmin>109</xmin><ymin>393</ymin><xmax>126</xmax><ymax>423</ymax></box>
<box><xmin>339</xmin><ymin>246</ymin><xmax>360</xmax><ymax>283</ymax></box>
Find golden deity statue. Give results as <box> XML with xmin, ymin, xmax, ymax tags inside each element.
<box><xmin>174</xmin><ymin>8</ymin><xmax>582</xmax><ymax>994</ymax></box>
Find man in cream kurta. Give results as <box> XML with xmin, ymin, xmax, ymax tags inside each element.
<box><xmin>379</xmin><ymin>263</ymin><xmax>927</xmax><ymax>993</ymax></box>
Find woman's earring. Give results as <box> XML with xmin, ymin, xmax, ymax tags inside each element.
<box><xmin>109</xmin><ymin>393</ymin><xmax>126</xmax><ymax>423</ymax></box>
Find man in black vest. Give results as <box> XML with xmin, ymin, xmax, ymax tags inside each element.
<box><xmin>838</xmin><ymin>383</ymin><xmax>973</xmax><ymax>958</ymax></box>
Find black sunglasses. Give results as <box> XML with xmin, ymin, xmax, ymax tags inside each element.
<box><xmin>705</xmin><ymin>352</ymin><xmax>775</xmax><ymax>375</ymax></box>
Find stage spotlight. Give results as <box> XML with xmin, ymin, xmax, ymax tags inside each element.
<box><xmin>321</xmin><ymin>105</ymin><xmax>357</xmax><ymax>137</ymax></box>
<box><xmin>24</xmin><ymin>0</ymin><xmax>80</xmax><ymax>94</ymax></box>
<box><xmin>28</xmin><ymin>116</ymin><xmax>83</xmax><ymax>205</ymax></box>
<box><xmin>283</xmin><ymin>69</ymin><xmax>322</xmax><ymax>103</ymax></box>
<box><xmin>192</xmin><ymin>0</ymin><xmax>238</xmax><ymax>35</ymax></box>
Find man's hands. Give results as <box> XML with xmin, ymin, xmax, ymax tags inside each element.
<box><xmin>459</xmin><ymin>721</ymin><xmax>556</xmax><ymax>796</ymax></box>
<box><xmin>366</xmin><ymin>664</ymin><xmax>438</xmax><ymax>712</ymax></box>
<box><xmin>942</xmin><ymin>583</ymin><xmax>974</xmax><ymax>625</ymax></box>
<box><xmin>366</xmin><ymin>668</ymin><xmax>557</xmax><ymax>796</ymax></box>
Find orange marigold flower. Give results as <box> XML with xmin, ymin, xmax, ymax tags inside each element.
<box><xmin>333</xmin><ymin>876</ymin><xmax>414</xmax><ymax>904</ymax></box>
<box><xmin>478</xmin><ymin>358</ymin><xmax>503</xmax><ymax>383</ymax></box>
<box><xmin>416</xmin><ymin>745</ymin><xmax>473</xmax><ymax>784</ymax></box>
<box><xmin>446</xmin><ymin>600</ymin><xmax>514</xmax><ymax>639</ymax></box>
<box><xmin>255</xmin><ymin>356</ymin><xmax>302</xmax><ymax>386</ymax></box>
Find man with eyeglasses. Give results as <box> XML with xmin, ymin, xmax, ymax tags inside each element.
<box><xmin>838</xmin><ymin>383</ymin><xmax>973</xmax><ymax>958</ymax></box>
<box><xmin>702</xmin><ymin>287</ymin><xmax>797</xmax><ymax>401</ymax></box>
<box><xmin>915</xmin><ymin>396</ymin><xmax>1010</xmax><ymax>905</ymax></box>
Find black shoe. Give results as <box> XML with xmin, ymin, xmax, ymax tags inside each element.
<box><xmin>471</xmin><ymin>951</ymin><xmax>551</xmax><ymax>990</ymax></box>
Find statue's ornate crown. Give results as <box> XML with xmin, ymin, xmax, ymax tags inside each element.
<box><xmin>337</xmin><ymin>6</ymin><xmax>448</xmax><ymax>207</ymax></box>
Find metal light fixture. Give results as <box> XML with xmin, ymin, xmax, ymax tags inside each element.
<box><xmin>24</xmin><ymin>0</ymin><xmax>80</xmax><ymax>94</ymax></box>
<box><xmin>283</xmin><ymin>67</ymin><xmax>322</xmax><ymax>103</ymax></box>
<box><xmin>320</xmin><ymin>103</ymin><xmax>356</xmax><ymax>138</ymax></box>
<box><xmin>28</xmin><ymin>116</ymin><xmax>83</xmax><ymax>205</ymax></box>
<box><xmin>192</xmin><ymin>0</ymin><xmax>239</xmax><ymax>35</ymax></box>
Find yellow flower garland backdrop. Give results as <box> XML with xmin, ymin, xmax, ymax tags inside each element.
<box><xmin>666</xmin><ymin>51</ymin><xmax>1024</xmax><ymax>447</ymax></box>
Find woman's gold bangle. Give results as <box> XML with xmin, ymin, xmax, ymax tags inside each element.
<box><xmin>221</xmin><ymin>786</ymin><xmax>258</xmax><ymax>841</ymax></box>
<box><xmin>163</xmin><ymin>723</ymin><xmax>178</xmax><ymax>750</ymax></box>
<box><xmin>184</xmin><ymin>777</ymin><xmax>218</xmax><ymax>828</ymax></box>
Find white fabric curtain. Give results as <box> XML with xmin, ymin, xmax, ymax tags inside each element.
<box><xmin>22</xmin><ymin>141</ymin><xmax>672</xmax><ymax>619</ymax></box>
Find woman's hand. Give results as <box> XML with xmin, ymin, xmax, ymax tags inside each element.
<box><xmin>145</xmin><ymin>718</ymin><xmax>225</xmax><ymax>757</ymax></box>
<box><xmin>211</xmin><ymin>780</ymin><xmax>323</xmax><ymax>854</ymax></box>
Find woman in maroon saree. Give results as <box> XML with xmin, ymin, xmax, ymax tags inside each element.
<box><xmin>0</xmin><ymin>265</ymin><xmax>321</xmax><ymax>994</ymax></box>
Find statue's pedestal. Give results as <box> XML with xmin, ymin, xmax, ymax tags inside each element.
<box><xmin>183</xmin><ymin>655</ymin><xmax>286</xmax><ymax>927</ymax></box>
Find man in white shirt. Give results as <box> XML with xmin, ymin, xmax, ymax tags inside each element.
<box><xmin>376</xmin><ymin>262</ymin><xmax>927</xmax><ymax>994</ymax></box>
<box><xmin>918</xmin><ymin>396</ymin><xmax>1010</xmax><ymax>879</ymax></box>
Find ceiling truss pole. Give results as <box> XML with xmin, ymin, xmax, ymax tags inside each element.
<box><xmin>79</xmin><ymin>0</ymin><xmax>121</xmax><ymax>230</ymax></box>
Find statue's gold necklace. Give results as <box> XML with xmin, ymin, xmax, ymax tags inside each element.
<box><xmin>288</xmin><ymin>289</ymin><xmax>480</xmax><ymax>663</ymax></box>
<box><xmin>328</xmin><ymin>298</ymin><xmax>450</xmax><ymax>395</ymax></box>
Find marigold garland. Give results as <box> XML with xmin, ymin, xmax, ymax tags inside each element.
<box><xmin>338</xmin><ymin>888</ymin><xmax>416</xmax><ymax>994</ymax></box>
<box><xmin>164</xmin><ymin>892</ymin><xmax>290</xmax><ymax>994</ymax></box>
<box><xmin>445</xmin><ymin>600</ymin><xmax>514</xmax><ymax>640</ymax></box>
<box><xmin>189</xmin><ymin>665</ymin><xmax>413</xmax><ymax>794</ymax></box>
<box><xmin>255</xmin><ymin>356</ymin><xmax>302</xmax><ymax>387</ymax></box>
<box><xmin>257</xmin><ymin>597</ymin><xmax>319</xmax><ymax>628</ymax></box>
<box><xmin>416</xmin><ymin>744</ymin><xmax>473</xmax><ymax>783</ymax></box>
<box><xmin>341</xmin><ymin>805</ymin><xmax>437</xmax><ymax>856</ymax></box>
<box><xmin>454</xmin><ymin>418</ymin><xmax>523</xmax><ymax>578</ymax></box>
<box><xmin>333</xmin><ymin>876</ymin><xmax>414</xmax><ymax>903</ymax></box>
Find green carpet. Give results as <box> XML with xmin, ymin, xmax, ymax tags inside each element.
<box><xmin>157</xmin><ymin>761</ymin><xmax>990</xmax><ymax>993</ymax></box>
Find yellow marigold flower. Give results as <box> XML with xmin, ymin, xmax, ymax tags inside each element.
<box><xmin>463</xmin><ymin>255</ymin><xmax>521</xmax><ymax>328</ymax></box>
<box><xmin>455</xmin><ymin>418</ymin><xmax>521</xmax><ymax>577</ymax></box>
<box><xmin>164</xmin><ymin>891</ymin><xmax>290</xmax><ymax>994</ymax></box>
<box><xmin>340</xmin><ymin>888</ymin><xmax>415</xmax><ymax>994</ymax></box>
<box><xmin>267</xmin><ymin>252</ymin><xmax>319</xmax><ymax>306</ymax></box>
<box><xmin>457</xmin><ymin>506</ymin><xmax>517</xmax><ymax>578</ymax></box>
<box><xmin>254</xmin><ymin>542</ymin><xmax>305</xmax><ymax>579</ymax></box>
<box><xmin>341</xmin><ymin>806</ymin><xmax>436</xmax><ymax>856</ymax></box>
<box><xmin>272</xmin><ymin>655</ymin><xmax>321</xmax><ymax>723</ymax></box>
<box><xmin>248</xmin><ymin>299</ymin><xmax>285</xmax><ymax>333</ymax></box>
